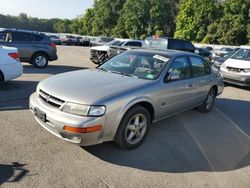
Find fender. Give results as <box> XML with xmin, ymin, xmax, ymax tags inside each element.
<box><xmin>111</xmin><ymin>96</ymin><xmax>155</xmax><ymax>137</ymax></box>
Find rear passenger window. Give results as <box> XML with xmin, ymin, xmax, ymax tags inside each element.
<box><xmin>190</xmin><ymin>56</ymin><xmax>210</xmax><ymax>77</ymax></box>
<box><xmin>124</xmin><ymin>42</ymin><xmax>142</xmax><ymax>47</ymax></box>
<box><xmin>0</xmin><ymin>32</ymin><xmax>6</xmax><ymax>41</ymax></box>
<box><xmin>168</xmin><ymin>39</ymin><xmax>184</xmax><ymax>50</ymax></box>
<box><xmin>31</xmin><ymin>35</ymin><xmax>44</xmax><ymax>41</ymax></box>
<box><xmin>12</xmin><ymin>33</ymin><xmax>31</xmax><ymax>42</ymax></box>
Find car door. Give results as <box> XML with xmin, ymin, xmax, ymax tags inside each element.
<box><xmin>11</xmin><ymin>32</ymin><xmax>33</xmax><ymax>62</ymax></box>
<box><xmin>159</xmin><ymin>56</ymin><xmax>195</xmax><ymax>118</ymax></box>
<box><xmin>188</xmin><ymin>56</ymin><xmax>212</xmax><ymax>105</ymax></box>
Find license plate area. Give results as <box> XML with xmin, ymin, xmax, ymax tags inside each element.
<box><xmin>34</xmin><ymin>107</ymin><xmax>46</xmax><ymax>123</ymax></box>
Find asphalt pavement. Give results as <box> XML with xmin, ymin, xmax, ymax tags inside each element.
<box><xmin>0</xmin><ymin>46</ymin><xmax>250</xmax><ymax>188</ymax></box>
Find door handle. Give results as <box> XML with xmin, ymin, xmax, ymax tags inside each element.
<box><xmin>186</xmin><ymin>84</ymin><xmax>193</xmax><ymax>88</ymax></box>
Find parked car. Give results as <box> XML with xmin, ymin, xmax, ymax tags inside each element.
<box><xmin>196</xmin><ymin>47</ymin><xmax>212</xmax><ymax>62</ymax></box>
<box><xmin>214</xmin><ymin>47</ymin><xmax>234</xmax><ymax>57</ymax></box>
<box><xmin>49</xmin><ymin>35</ymin><xmax>62</xmax><ymax>45</ymax></box>
<box><xmin>108</xmin><ymin>37</ymin><xmax>196</xmax><ymax>61</ymax></box>
<box><xmin>90</xmin><ymin>39</ymin><xmax>144</xmax><ymax>64</ymax></box>
<box><xmin>220</xmin><ymin>46</ymin><xmax>250</xmax><ymax>87</ymax></box>
<box><xmin>90</xmin><ymin>36</ymin><xmax>114</xmax><ymax>47</ymax></box>
<box><xmin>30</xmin><ymin>49</ymin><xmax>224</xmax><ymax>149</ymax></box>
<box><xmin>79</xmin><ymin>36</ymin><xmax>90</xmax><ymax>46</ymax></box>
<box><xmin>212</xmin><ymin>52</ymin><xmax>234</xmax><ymax>69</ymax></box>
<box><xmin>0</xmin><ymin>29</ymin><xmax>58</xmax><ymax>68</ymax></box>
<box><xmin>59</xmin><ymin>34</ymin><xmax>78</xmax><ymax>45</ymax></box>
<box><xmin>0</xmin><ymin>45</ymin><xmax>23</xmax><ymax>83</ymax></box>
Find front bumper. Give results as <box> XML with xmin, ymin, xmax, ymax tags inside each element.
<box><xmin>221</xmin><ymin>68</ymin><xmax>250</xmax><ymax>87</ymax></box>
<box><xmin>29</xmin><ymin>93</ymin><xmax>106</xmax><ymax>146</ymax></box>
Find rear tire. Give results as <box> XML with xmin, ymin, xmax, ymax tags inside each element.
<box><xmin>114</xmin><ymin>105</ymin><xmax>151</xmax><ymax>150</ymax></box>
<box><xmin>197</xmin><ymin>88</ymin><xmax>216</xmax><ymax>113</ymax></box>
<box><xmin>32</xmin><ymin>53</ymin><xmax>48</xmax><ymax>68</ymax></box>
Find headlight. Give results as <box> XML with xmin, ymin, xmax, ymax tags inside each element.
<box><xmin>89</xmin><ymin>106</ymin><xmax>106</xmax><ymax>116</ymax></box>
<box><xmin>221</xmin><ymin>63</ymin><xmax>226</xmax><ymax>69</ymax></box>
<box><xmin>61</xmin><ymin>103</ymin><xmax>90</xmax><ymax>116</ymax></box>
<box><xmin>61</xmin><ymin>102</ymin><xmax>106</xmax><ymax>117</ymax></box>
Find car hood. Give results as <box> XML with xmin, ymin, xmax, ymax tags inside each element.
<box><xmin>224</xmin><ymin>58</ymin><xmax>250</xmax><ymax>69</ymax></box>
<box><xmin>91</xmin><ymin>45</ymin><xmax>110</xmax><ymax>52</ymax></box>
<box><xmin>38</xmin><ymin>69</ymin><xmax>150</xmax><ymax>105</ymax></box>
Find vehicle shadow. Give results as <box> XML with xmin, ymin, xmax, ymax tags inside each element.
<box><xmin>85</xmin><ymin>98</ymin><xmax>250</xmax><ymax>173</ymax></box>
<box><xmin>224</xmin><ymin>82</ymin><xmax>250</xmax><ymax>91</ymax></box>
<box><xmin>23</xmin><ymin>64</ymin><xmax>89</xmax><ymax>75</ymax></box>
<box><xmin>0</xmin><ymin>80</ymin><xmax>38</xmax><ymax>111</ymax></box>
<box><xmin>0</xmin><ymin>162</ymin><xmax>29</xmax><ymax>185</ymax></box>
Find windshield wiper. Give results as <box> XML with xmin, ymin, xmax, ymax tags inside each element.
<box><xmin>96</xmin><ymin>67</ymin><xmax>108</xmax><ymax>72</ymax></box>
<box><xmin>109</xmin><ymin>70</ymin><xmax>138</xmax><ymax>78</ymax></box>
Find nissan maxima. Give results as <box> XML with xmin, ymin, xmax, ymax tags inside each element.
<box><xmin>29</xmin><ymin>49</ymin><xmax>224</xmax><ymax>149</ymax></box>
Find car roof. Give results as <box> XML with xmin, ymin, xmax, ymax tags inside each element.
<box><xmin>129</xmin><ymin>48</ymin><xmax>198</xmax><ymax>57</ymax></box>
<box><xmin>240</xmin><ymin>46</ymin><xmax>250</xmax><ymax>49</ymax></box>
<box><xmin>1</xmin><ymin>29</ymin><xmax>45</xmax><ymax>36</ymax></box>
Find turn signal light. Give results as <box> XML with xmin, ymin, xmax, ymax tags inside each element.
<box><xmin>63</xmin><ymin>125</ymin><xmax>102</xmax><ymax>133</ymax></box>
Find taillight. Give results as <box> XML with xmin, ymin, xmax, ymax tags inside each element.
<box><xmin>49</xmin><ymin>43</ymin><xmax>57</xmax><ymax>48</ymax></box>
<box><xmin>8</xmin><ymin>53</ymin><xmax>20</xmax><ymax>62</ymax></box>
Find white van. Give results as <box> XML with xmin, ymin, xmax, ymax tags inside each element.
<box><xmin>220</xmin><ymin>46</ymin><xmax>250</xmax><ymax>87</ymax></box>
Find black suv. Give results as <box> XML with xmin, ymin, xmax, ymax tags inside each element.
<box><xmin>144</xmin><ymin>37</ymin><xmax>196</xmax><ymax>53</ymax></box>
<box><xmin>0</xmin><ymin>29</ymin><xmax>58</xmax><ymax>68</ymax></box>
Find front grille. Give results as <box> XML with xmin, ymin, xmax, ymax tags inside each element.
<box><xmin>39</xmin><ymin>89</ymin><xmax>65</xmax><ymax>108</ymax></box>
<box><xmin>227</xmin><ymin>66</ymin><xmax>244</xmax><ymax>73</ymax></box>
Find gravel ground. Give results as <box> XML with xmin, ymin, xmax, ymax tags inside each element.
<box><xmin>0</xmin><ymin>46</ymin><xmax>250</xmax><ymax>188</ymax></box>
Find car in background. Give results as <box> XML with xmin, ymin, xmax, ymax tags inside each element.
<box><xmin>212</xmin><ymin>52</ymin><xmax>234</xmax><ymax>69</ymax></box>
<box><xmin>49</xmin><ymin>35</ymin><xmax>62</xmax><ymax>45</ymax></box>
<box><xmin>214</xmin><ymin>47</ymin><xmax>235</xmax><ymax>57</ymax></box>
<box><xmin>75</xmin><ymin>36</ymin><xmax>90</xmax><ymax>46</ymax></box>
<box><xmin>220</xmin><ymin>46</ymin><xmax>250</xmax><ymax>87</ymax></box>
<box><xmin>0</xmin><ymin>29</ymin><xmax>58</xmax><ymax>68</ymax></box>
<box><xmin>108</xmin><ymin>37</ymin><xmax>196</xmax><ymax>60</ymax></box>
<box><xmin>79</xmin><ymin>36</ymin><xmax>90</xmax><ymax>46</ymax></box>
<box><xmin>90</xmin><ymin>39</ymin><xmax>143</xmax><ymax>64</ymax></box>
<box><xmin>0</xmin><ymin>45</ymin><xmax>23</xmax><ymax>83</ymax></box>
<box><xmin>30</xmin><ymin>49</ymin><xmax>223</xmax><ymax>149</ymax></box>
<box><xmin>196</xmin><ymin>47</ymin><xmax>212</xmax><ymax>62</ymax></box>
<box><xmin>59</xmin><ymin>34</ymin><xmax>78</xmax><ymax>45</ymax></box>
<box><xmin>90</xmin><ymin>36</ymin><xmax>114</xmax><ymax>47</ymax></box>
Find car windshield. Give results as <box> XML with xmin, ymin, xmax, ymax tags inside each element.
<box><xmin>99</xmin><ymin>51</ymin><xmax>171</xmax><ymax>80</ymax></box>
<box><xmin>231</xmin><ymin>48</ymin><xmax>250</xmax><ymax>61</ymax></box>
<box><xmin>220</xmin><ymin>48</ymin><xmax>233</xmax><ymax>52</ymax></box>
<box><xmin>106</xmin><ymin>40</ymin><xmax>125</xmax><ymax>46</ymax></box>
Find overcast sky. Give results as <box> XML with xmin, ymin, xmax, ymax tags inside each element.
<box><xmin>0</xmin><ymin>0</ymin><xmax>94</xmax><ymax>19</ymax></box>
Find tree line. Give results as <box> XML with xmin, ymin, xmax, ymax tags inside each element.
<box><xmin>0</xmin><ymin>0</ymin><xmax>249</xmax><ymax>45</ymax></box>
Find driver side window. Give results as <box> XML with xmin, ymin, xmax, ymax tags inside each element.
<box><xmin>166</xmin><ymin>57</ymin><xmax>191</xmax><ymax>82</ymax></box>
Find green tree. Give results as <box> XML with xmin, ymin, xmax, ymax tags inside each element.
<box><xmin>91</xmin><ymin>0</ymin><xmax>126</xmax><ymax>36</ymax></box>
<box><xmin>149</xmin><ymin>0</ymin><xmax>179</xmax><ymax>37</ymax></box>
<box><xmin>80</xmin><ymin>8</ymin><xmax>94</xmax><ymax>35</ymax></box>
<box><xmin>175</xmin><ymin>0</ymin><xmax>218</xmax><ymax>42</ymax></box>
<box><xmin>216</xmin><ymin>0</ymin><xmax>250</xmax><ymax>45</ymax></box>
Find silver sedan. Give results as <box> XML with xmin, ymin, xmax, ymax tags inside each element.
<box><xmin>29</xmin><ymin>49</ymin><xmax>224</xmax><ymax>149</ymax></box>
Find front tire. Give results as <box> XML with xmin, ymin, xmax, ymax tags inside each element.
<box><xmin>197</xmin><ymin>88</ymin><xmax>216</xmax><ymax>113</ymax></box>
<box><xmin>114</xmin><ymin>106</ymin><xmax>151</xmax><ymax>150</ymax></box>
<box><xmin>32</xmin><ymin>53</ymin><xmax>48</xmax><ymax>68</ymax></box>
